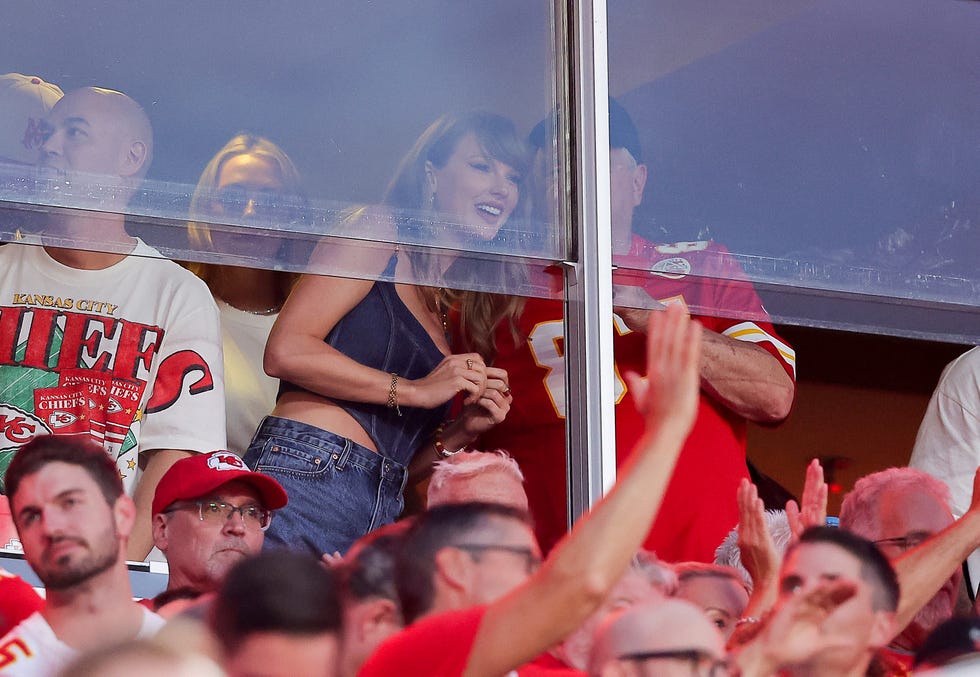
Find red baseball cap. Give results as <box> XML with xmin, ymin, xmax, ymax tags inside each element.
<box><xmin>152</xmin><ymin>451</ymin><xmax>287</xmax><ymax>515</ymax></box>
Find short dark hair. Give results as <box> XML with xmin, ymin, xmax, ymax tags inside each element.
<box><xmin>4</xmin><ymin>435</ymin><xmax>122</xmax><ymax>510</ymax></box>
<box><xmin>528</xmin><ymin>97</ymin><xmax>643</xmax><ymax>163</ymax></box>
<box><xmin>789</xmin><ymin>526</ymin><xmax>900</xmax><ymax>612</ymax></box>
<box><xmin>210</xmin><ymin>551</ymin><xmax>341</xmax><ymax>653</ymax></box>
<box><xmin>340</xmin><ymin>519</ymin><xmax>413</xmax><ymax>606</ymax></box>
<box><xmin>396</xmin><ymin>502</ymin><xmax>531</xmax><ymax>624</ymax></box>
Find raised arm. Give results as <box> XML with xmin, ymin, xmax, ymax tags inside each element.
<box><xmin>891</xmin><ymin>466</ymin><xmax>980</xmax><ymax>633</ymax></box>
<box><xmin>734</xmin><ymin>478</ymin><xmax>782</xmax><ymax>624</ymax></box>
<box><xmin>464</xmin><ymin>303</ymin><xmax>702</xmax><ymax>677</ymax></box>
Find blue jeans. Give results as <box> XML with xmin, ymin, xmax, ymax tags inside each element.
<box><xmin>243</xmin><ymin>416</ymin><xmax>408</xmax><ymax>557</ymax></box>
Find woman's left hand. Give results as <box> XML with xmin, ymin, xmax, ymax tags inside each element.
<box><xmin>455</xmin><ymin>366</ymin><xmax>513</xmax><ymax>439</ymax></box>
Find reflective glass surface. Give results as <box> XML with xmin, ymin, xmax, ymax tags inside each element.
<box><xmin>607</xmin><ymin>0</ymin><xmax>980</xmax><ymax>342</ymax></box>
<box><xmin>1</xmin><ymin>1</ymin><xmax>564</xmax><ymax>294</ymax></box>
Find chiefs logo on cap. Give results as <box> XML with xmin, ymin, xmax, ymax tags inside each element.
<box><xmin>207</xmin><ymin>452</ymin><xmax>247</xmax><ymax>472</ymax></box>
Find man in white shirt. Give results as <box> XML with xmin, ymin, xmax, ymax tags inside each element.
<box><xmin>0</xmin><ymin>435</ymin><xmax>164</xmax><ymax>676</ymax></box>
<box><xmin>0</xmin><ymin>86</ymin><xmax>226</xmax><ymax>559</ymax></box>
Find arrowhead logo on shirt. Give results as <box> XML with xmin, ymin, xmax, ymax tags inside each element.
<box><xmin>651</xmin><ymin>257</ymin><xmax>692</xmax><ymax>279</ymax></box>
<box><xmin>48</xmin><ymin>411</ymin><xmax>78</xmax><ymax>428</ymax></box>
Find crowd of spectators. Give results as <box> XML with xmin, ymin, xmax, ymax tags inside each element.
<box><xmin>0</xmin><ymin>73</ymin><xmax>978</xmax><ymax>676</ymax></box>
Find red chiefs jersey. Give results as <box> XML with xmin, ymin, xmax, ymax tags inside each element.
<box><xmin>482</xmin><ymin>237</ymin><xmax>796</xmax><ymax>563</ymax></box>
<box><xmin>0</xmin><ymin>568</ymin><xmax>42</xmax><ymax>637</ymax></box>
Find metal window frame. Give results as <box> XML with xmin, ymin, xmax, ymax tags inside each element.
<box><xmin>561</xmin><ymin>0</ymin><xmax>618</xmax><ymax>524</ymax></box>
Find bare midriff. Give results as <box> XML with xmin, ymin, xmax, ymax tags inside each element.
<box><xmin>271</xmin><ymin>389</ymin><xmax>378</xmax><ymax>453</ymax></box>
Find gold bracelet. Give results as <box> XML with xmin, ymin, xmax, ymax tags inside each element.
<box><xmin>387</xmin><ymin>373</ymin><xmax>402</xmax><ymax>417</ymax></box>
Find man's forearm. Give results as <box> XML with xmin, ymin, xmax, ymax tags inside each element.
<box><xmin>893</xmin><ymin>510</ymin><xmax>980</xmax><ymax>631</ymax></box>
<box><xmin>699</xmin><ymin>327</ymin><xmax>794</xmax><ymax>423</ymax></box>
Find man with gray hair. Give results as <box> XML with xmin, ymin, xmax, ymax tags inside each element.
<box><xmin>839</xmin><ymin>466</ymin><xmax>962</xmax><ymax>667</ymax></box>
<box><xmin>426</xmin><ymin>449</ymin><xmax>528</xmax><ymax>512</ymax></box>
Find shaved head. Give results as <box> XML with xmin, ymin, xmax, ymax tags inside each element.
<box><xmin>590</xmin><ymin>598</ymin><xmax>725</xmax><ymax>676</ymax></box>
<box><xmin>76</xmin><ymin>87</ymin><xmax>153</xmax><ymax>176</ymax></box>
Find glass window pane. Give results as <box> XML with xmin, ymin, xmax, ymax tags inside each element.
<box><xmin>1</xmin><ymin>1</ymin><xmax>565</xmax><ymax>294</ymax></box>
<box><xmin>606</xmin><ymin>0</ymin><xmax>980</xmax><ymax>342</ymax></box>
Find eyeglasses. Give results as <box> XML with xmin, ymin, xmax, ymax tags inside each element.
<box><xmin>166</xmin><ymin>501</ymin><xmax>272</xmax><ymax>531</ymax></box>
<box><xmin>618</xmin><ymin>649</ymin><xmax>730</xmax><ymax>677</ymax></box>
<box><xmin>452</xmin><ymin>543</ymin><xmax>542</xmax><ymax>574</ymax></box>
<box><xmin>873</xmin><ymin>531</ymin><xmax>931</xmax><ymax>553</ymax></box>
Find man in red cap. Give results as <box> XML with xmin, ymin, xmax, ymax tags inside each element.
<box><xmin>148</xmin><ymin>450</ymin><xmax>286</xmax><ymax>610</ymax></box>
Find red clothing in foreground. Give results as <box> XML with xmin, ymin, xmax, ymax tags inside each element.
<box><xmin>359</xmin><ymin>606</ymin><xmax>585</xmax><ymax>677</ymax></box>
<box><xmin>482</xmin><ymin>238</ymin><xmax>796</xmax><ymax>562</ymax></box>
<box><xmin>0</xmin><ymin>568</ymin><xmax>43</xmax><ymax>637</ymax></box>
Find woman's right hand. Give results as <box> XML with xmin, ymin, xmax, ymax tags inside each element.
<box><xmin>406</xmin><ymin>353</ymin><xmax>487</xmax><ymax>408</ymax></box>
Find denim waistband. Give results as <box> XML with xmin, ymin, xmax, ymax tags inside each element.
<box><xmin>254</xmin><ymin>416</ymin><xmax>408</xmax><ymax>489</ymax></box>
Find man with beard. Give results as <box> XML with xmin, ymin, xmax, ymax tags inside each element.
<box><xmin>0</xmin><ymin>435</ymin><xmax>164</xmax><ymax>676</ymax></box>
<box><xmin>839</xmin><ymin>467</ymin><xmax>962</xmax><ymax>670</ymax></box>
<box><xmin>147</xmin><ymin>450</ymin><xmax>287</xmax><ymax>610</ymax></box>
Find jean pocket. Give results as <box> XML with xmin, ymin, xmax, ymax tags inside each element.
<box><xmin>250</xmin><ymin>437</ymin><xmax>333</xmax><ymax>478</ymax></box>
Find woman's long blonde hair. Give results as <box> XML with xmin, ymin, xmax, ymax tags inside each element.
<box><xmin>186</xmin><ymin>133</ymin><xmax>305</xmax><ymax>295</ymax></box>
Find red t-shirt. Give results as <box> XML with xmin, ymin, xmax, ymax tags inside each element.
<box><xmin>0</xmin><ymin>568</ymin><xmax>43</xmax><ymax>637</ymax></box>
<box><xmin>359</xmin><ymin>606</ymin><xmax>586</xmax><ymax>677</ymax></box>
<box><xmin>482</xmin><ymin>238</ymin><xmax>796</xmax><ymax>562</ymax></box>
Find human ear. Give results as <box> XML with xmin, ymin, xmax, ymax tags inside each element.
<box><xmin>151</xmin><ymin>513</ymin><xmax>169</xmax><ymax>552</ymax></box>
<box><xmin>434</xmin><ymin>546</ymin><xmax>473</xmax><ymax>592</ymax></box>
<box><xmin>121</xmin><ymin>140</ymin><xmax>148</xmax><ymax>177</ymax></box>
<box><xmin>114</xmin><ymin>494</ymin><xmax>137</xmax><ymax>539</ymax></box>
<box><xmin>361</xmin><ymin>598</ymin><xmax>401</xmax><ymax>641</ymax></box>
<box><xmin>868</xmin><ymin>610</ymin><xmax>897</xmax><ymax>649</ymax></box>
<box><xmin>632</xmin><ymin>163</ymin><xmax>647</xmax><ymax>206</ymax></box>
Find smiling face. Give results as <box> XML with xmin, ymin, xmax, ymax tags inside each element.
<box><xmin>12</xmin><ymin>461</ymin><xmax>123</xmax><ymax>590</ymax></box>
<box><xmin>153</xmin><ymin>480</ymin><xmax>266</xmax><ymax>593</ymax></box>
<box><xmin>425</xmin><ymin>133</ymin><xmax>520</xmax><ymax>243</ymax></box>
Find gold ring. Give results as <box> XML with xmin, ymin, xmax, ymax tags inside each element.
<box><xmin>466</xmin><ymin>359</ymin><xmax>473</xmax><ymax>370</ymax></box>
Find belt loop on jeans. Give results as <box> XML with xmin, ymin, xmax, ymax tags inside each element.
<box><xmin>335</xmin><ymin>438</ymin><xmax>352</xmax><ymax>471</ymax></box>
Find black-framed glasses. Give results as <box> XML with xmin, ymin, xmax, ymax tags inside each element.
<box><xmin>452</xmin><ymin>543</ymin><xmax>542</xmax><ymax>574</ymax></box>
<box><xmin>618</xmin><ymin>649</ymin><xmax>730</xmax><ymax>677</ymax></box>
<box><xmin>873</xmin><ymin>531</ymin><xmax>931</xmax><ymax>553</ymax></box>
<box><xmin>166</xmin><ymin>500</ymin><xmax>272</xmax><ymax>531</ymax></box>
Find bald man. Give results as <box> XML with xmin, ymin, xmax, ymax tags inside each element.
<box><xmin>589</xmin><ymin>598</ymin><xmax>727</xmax><ymax>677</ymax></box>
<box><xmin>0</xmin><ymin>87</ymin><xmax>226</xmax><ymax>560</ymax></box>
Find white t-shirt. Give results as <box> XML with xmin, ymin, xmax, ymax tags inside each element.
<box><xmin>910</xmin><ymin>346</ymin><xmax>980</xmax><ymax>518</ymax></box>
<box><xmin>0</xmin><ymin>607</ymin><xmax>165</xmax><ymax>676</ymax></box>
<box><xmin>217</xmin><ymin>299</ymin><xmax>278</xmax><ymax>454</ymax></box>
<box><xmin>909</xmin><ymin>346</ymin><xmax>980</xmax><ymax>591</ymax></box>
<box><xmin>0</xmin><ymin>241</ymin><xmax>226</xmax><ymax>495</ymax></box>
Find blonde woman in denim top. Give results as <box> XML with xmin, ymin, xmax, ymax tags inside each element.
<box><xmin>245</xmin><ymin>112</ymin><xmax>527</xmax><ymax>557</ymax></box>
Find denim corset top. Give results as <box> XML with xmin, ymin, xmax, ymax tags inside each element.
<box><xmin>278</xmin><ymin>258</ymin><xmax>449</xmax><ymax>466</ymax></box>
